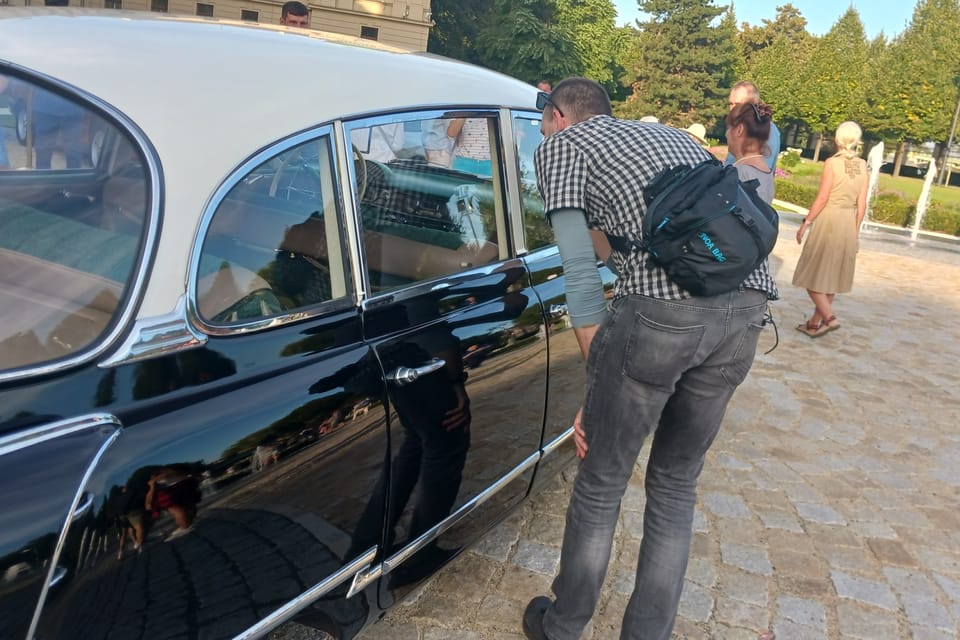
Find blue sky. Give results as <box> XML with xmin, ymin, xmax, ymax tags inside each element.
<box><xmin>611</xmin><ymin>0</ymin><xmax>917</xmax><ymax>40</ymax></box>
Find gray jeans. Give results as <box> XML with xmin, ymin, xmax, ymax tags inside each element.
<box><xmin>543</xmin><ymin>289</ymin><xmax>768</xmax><ymax>640</ymax></box>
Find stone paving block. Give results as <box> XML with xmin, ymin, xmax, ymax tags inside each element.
<box><xmin>470</xmin><ymin>523</ymin><xmax>520</xmax><ymax>562</ymax></box>
<box><xmin>526</xmin><ymin>513</ymin><xmax>566</xmax><ymax>548</ymax></box>
<box><xmin>621</xmin><ymin>483</ymin><xmax>645</xmax><ymax>512</ymax></box>
<box><xmin>835</xmin><ymin>601</ymin><xmax>902</xmax><ymax>640</ymax></box>
<box><xmin>867</xmin><ymin>538</ymin><xmax>916</xmax><ymax>566</ymax></box>
<box><xmin>703</xmin><ymin>492</ymin><xmax>752</xmax><ymax>518</ymax></box>
<box><xmin>678</xmin><ymin>580</ymin><xmax>714</xmax><ymax>623</ymax></box>
<box><xmin>769</xmin><ymin>549</ymin><xmax>827</xmax><ymax>581</ymax></box>
<box><xmin>474</xmin><ymin>594</ymin><xmax>524</xmax><ymax>631</ymax></box>
<box><xmin>510</xmin><ymin>540</ymin><xmax>560</xmax><ymax>576</ymax></box>
<box><xmin>909</xmin><ymin>626</ymin><xmax>959</xmax><ymax>640</ymax></box>
<box><xmin>671</xmin><ymin>617</ymin><xmax>711</xmax><ymax>639</ymax></box>
<box><xmin>715</xmin><ymin>596</ymin><xmax>768</xmax><ymax>631</ymax></box>
<box><xmin>495</xmin><ymin>565</ymin><xmax>554</xmax><ymax>602</ymax></box>
<box><xmin>913</xmin><ymin>547</ymin><xmax>960</xmax><ymax>576</ymax></box>
<box><xmin>756</xmin><ymin>508</ymin><xmax>804</xmax><ymax>533</ymax></box>
<box><xmin>692</xmin><ymin>507</ymin><xmax>708</xmax><ymax>533</ymax></box>
<box><xmin>424</xmin><ymin>629</ymin><xmax>481</xmax><ymax>640</ymax></box>
<box><xmin>776</xmin><ymin>595</ymin><xmax>826</xmax><ymax>630</ymax></box>
<box><xmin>715</xmin><ymin>517</ymin><xmax>762</xmax><ymax>546</ymax></box>
<box><xmin>685</xmin><ymin>557</ymin><xmax>718</xmax><ymax>588</ymax></box>
<box><xmin>715</xmin><ymin>452</ymin><xmax>752</xmax><ymax>470</ymax></box>
<box><xmin>883</xmin><ymin>566</ymin><xmax>956</xmax><ymax>632</ymax></box>
<box><xmin>830</xmin><ymin>570</ymin><xmax>898</xmax><ymax>611</ymax></box>
<box><xmin>622</xmin><ymin>510</ymin><xmax>644</xmax><ymax>539</ymax></box>
<box><xmin>794</xmin><ymin>502</ymin><xmax>848</xmax><ymax>525</ymax></box>
<box><xmin>848</xmin><ymin>519</ymin><xmax>898</xmax><ymax>539</ymax></box>
<box><xmin>818</xmin><ymin>544</ymin><xmax>881</xmax><ymax>575</ymax></box>
<box><xmin>772</xmin><ymin>617</ymin><xmax>829</xmax><ymax>640</ymax></box>
<box><xmin>720</xmin><ymin>543</ymin><xmax>772</xmax><ymax>576</ymax></box>
<box><xmin>804</xmin><ymin>523</ymin><xmax>860</xmax><ymax>548</ymax></box>
<box><xmin>932</xmin><ymin>572</ymin><xmax>960</xmax><ymax>622</ymax></box>
<box><xmin>720</xmin><ymin>568</ymin><xmax>768</xmax><ymax>607</ymax></box>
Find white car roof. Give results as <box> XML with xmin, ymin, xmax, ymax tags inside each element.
<box><xmin>0</xmin><ymin>10</ymin><xmax>540</xmax><ymax>319</ymax></box>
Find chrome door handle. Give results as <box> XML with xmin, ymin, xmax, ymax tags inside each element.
<box><xmin>385</xmin><ymin>358</ymin><xmax>446</xmax><ymax>386</ymax></box>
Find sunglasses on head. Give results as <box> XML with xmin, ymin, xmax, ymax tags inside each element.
<box><xmin>536</xmin><ymin>91</ymin><xmax>564</xmax><ymax>118</ymax></box>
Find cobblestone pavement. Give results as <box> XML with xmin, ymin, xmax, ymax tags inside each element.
<box><xmin>281</xmin><ymin>220</ymin><xmax>960</xmax><ymax>639</ymax></box>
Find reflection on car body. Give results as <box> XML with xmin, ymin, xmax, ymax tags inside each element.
<box><xmin>0</xmin><ymin>9</ymin><xmax>615</xmax><ymax>640</ymax></box>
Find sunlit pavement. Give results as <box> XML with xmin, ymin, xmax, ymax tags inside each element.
<box><xmin>280</xmin><ymin>218</ymin><xmax>960</xmax><ymax>639</ymax></box>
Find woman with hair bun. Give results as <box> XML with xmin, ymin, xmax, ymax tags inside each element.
<box><xmin>792</xmin><ymin>121</ymin><xmax>869</xmax><ymax>337</ymax></box>
<box><xmin>726</xmin><ymin>101</ymin><xmax>775</xmax><ymax>203</ymax></box>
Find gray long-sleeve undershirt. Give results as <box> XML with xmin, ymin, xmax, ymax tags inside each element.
<box><xmin>549</xmin><ymin>207</ymin><xmax>608</xmax><ymax>328</ymax></box>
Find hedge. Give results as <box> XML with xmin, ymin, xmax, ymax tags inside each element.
<box><xmin>774</xmin><ymin>179</ymin><xmax>960</xmax><ymax>236</ymax></box>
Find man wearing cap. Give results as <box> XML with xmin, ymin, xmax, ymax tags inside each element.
<box><xmin>522</xmin><ymin>77</ymin><xmax>775</xmax><ymax>640</ymax></box>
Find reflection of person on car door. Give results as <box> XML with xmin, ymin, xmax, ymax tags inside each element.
<box><xmin>347</xmin><ymin>322</ymin><xmax>470</xmax><ymax>585</ymax></box>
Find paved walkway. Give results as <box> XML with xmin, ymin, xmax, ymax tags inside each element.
<box><xmin>282</xmin><ymin>219</ymin><xmax>960</xmax><ymax>640</ymax></box>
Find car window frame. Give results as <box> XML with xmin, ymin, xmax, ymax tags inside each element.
<box><xmin>342</xmin><ymin>108</ymin><xmax>514</xmax><ymax>305</ymax></box>
<box><xmin>187</xmin><ymin>125</ymin><xmax>355</xmax><ymax>337</ymax></box>
<box><xmin>508</xmin><ymin>109</ymin><xmax>554</xmax><ymax>256</ymax></box>
<box><xmin>0</xmin><ymin>65</ymin><xmax>162</xmax><ymax>384</ymax></box>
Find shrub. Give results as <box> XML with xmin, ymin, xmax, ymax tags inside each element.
<box><xmin>869</xmin><ymin>192</ymin><xmax>913</xmax><ymax>226</ymax></box>
<box><xmin>778</xmin><ymin>149</ymin><xmax>801</xmax><ymax>169</ymax></box>
<box><xmin>774</xmin><ymin>179</ymin><xmax>817</xmax><ymax>208</ymax></box>
<box><xmin>920</xmin><ymin>201</ymin><xmax>960</xmax><ymax>236</ymax></box>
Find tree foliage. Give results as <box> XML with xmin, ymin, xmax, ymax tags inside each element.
<box><xmin>555</xmin><ymin>0</ymin><xmax>623</xmax><ymax>94</ymax></box>
<box><xmin>869</xmin><ymin>0</ymin><xmax>960</xmax><ymax>145</ymax></box>
<box><xmin>616</xmin><ymin>0</ymin><xmax>737</xmax><ymax>129</ymax></box>
<box><xmin>794</xmin><ymin>8</ymin><xmax>869</xmax><ymax>138</ymax></box>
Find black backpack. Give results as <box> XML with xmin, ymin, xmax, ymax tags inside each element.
<box><xmin>611</xmin><ymin>159</ymin><xmax>779</xmax><ymax>297</ymax></box>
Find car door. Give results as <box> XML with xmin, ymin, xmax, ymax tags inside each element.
<box><xmin>343</xmin><ymin>111</ymin><xmax>548</xmax><ymax>599</ymax></box>
<box><xmin>8</xmin><ymin>128</ymin><xmax>392</xmax><ymax>640</ymax></box>
<box><xmin>509</xmin><ymin>111</ymin><xmax>618</xmax><ymax>485</ymax></box>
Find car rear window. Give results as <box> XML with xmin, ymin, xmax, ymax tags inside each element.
<box><xmin>0</xmin><ymin>72</ymin><xmax>150</xmax><ymax>374</ymax></box>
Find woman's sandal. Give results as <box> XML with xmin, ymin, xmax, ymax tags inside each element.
<box><xmin>823</xmin><ymin>315</ymin><xmax>841</xmax><ymax>333</ymax></box>
<box><xmin>796</xmin><ymin>319</ymin><xmax>822</xmax><ymax>337</ymax></box>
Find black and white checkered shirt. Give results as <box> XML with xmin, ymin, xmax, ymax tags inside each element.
<box><xmin>535</xmin><ymin>115</ymin><xmax>778</xmax><ymax>300</ymax></box>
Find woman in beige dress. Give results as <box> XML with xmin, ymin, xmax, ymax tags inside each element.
<box><xmin>793</xmin><ymin>121</ymin><xmax>869</xmax><ymax>337</ymax></box>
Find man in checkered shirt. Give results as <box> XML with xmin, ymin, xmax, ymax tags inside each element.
<box><xmin>523</xmin><ymin>78</ymin><xmax>777</xmax><ymax>640</ymax></box>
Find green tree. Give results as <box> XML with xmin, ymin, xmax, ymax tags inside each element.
<box><xmin>474</xmin><ymin>0</ymin><xmax>582</xmax><ymax>84</ymax></box>
<box><xmin>427</xmin><ymin>0</ymin><xmax>485</xmax><ymax>64</ymax></box>
<box><xmin>556</xmin><ymin>0</ymin><xmax>623</xmax><ymax>94</ymax></box>
<box><xmin>616</xmin><ymin>0</ymin><xmax>736</xmax><ymax>129</ymax></box>
<box><xmin>737</xmin><ymin>3</ymin><xmax>810</xmax><ymax>68</ymax></box>
<box><xmin>870</xmin><ymin>0</ymin><xmax>960</xmax><ymax>176</ymax></box>
<box><xmin>794</xmin><ymin>8</ymin><xmax>869</xmax><ymax>161</ymax></box>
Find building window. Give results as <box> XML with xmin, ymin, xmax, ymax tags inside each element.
<box><xmin>150</xmin><ymin>0</ymin><xmax>167</xmax><ymax>12</ymax></box>
<box><xmin>240</xmin><ymin>9</ymin><xmax>259</xmax><ymax>21</ymax></box>
<box><xmin>104</xmin><ymin>0</ymin><xmax>122</xmax><ymax>8</ymax></box>
<box><xmin>359</xmin><ymin>26</ymin><xmax>379</xmax><ymax>41</ymax></box>
<box><xmin>44</xmin><ymin>0</ymin><xmax>70</xmax><ymax>5</ymax></box>
<box><xmin>196</xmin><ymin>2</ymin><xmax>213</xmax><ymax>16</ymax></box>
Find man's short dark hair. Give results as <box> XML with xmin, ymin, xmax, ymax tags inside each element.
<box><xmin>551</xmin><ymin>77</ymin><xmax>612</xmax><ymax>123</ymax></box>
<box><xmin>282</xmin><ymin>1</ymin><xmax>308</xmax><ymax>18</ymax></box>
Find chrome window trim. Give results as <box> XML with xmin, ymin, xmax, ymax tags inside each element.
<box><xmin>505</xmin><ymin>109</ymin><xmax>537</xmax><ymax>256</ymax></box>
<box><xmin>99</xmin><ymin>295</ymin><xmax>206</xmax><ymax>367</ymax></box>
<box><xmin>341</xmin><ymin>108</ymin><xmax>508</xmax><ymax>305</ymax></box>
<box><xmin>0</xmin><ymin>65</ymin><xmax>163</xmax><ymax>385</ymax></box>
<box><xmin>347</xmin><ymin>450</ymin><xmax>540</xmax><ymax>597</ymax></box>
<box><xmin>24</xmin><ymin>415</ymin><xmax>122</xmax><ymax>640</ymax></box>
<box><xmin>231</xmin><ymin>546</ymin><xmax>378</xmax><ymax>640</ymax></box>
<box><xmin>186</xmin><ymin>125</ymin><xmax>357</xmax><ymax>337</ymax></box>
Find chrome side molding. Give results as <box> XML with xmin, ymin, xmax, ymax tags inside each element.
<box><xmin>347</xmin><ymin>450</ymin><xmax>541</xmax><ymax>598</ymax></box>
<box><xmin>231</xmin><ymin>546</ymin><xmax>378</xmax><ymax>640</ymax></box>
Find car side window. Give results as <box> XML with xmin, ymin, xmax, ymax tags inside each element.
<box><xmin>196</xmin><ymin>135</ymin><xmax>347</xmax><ymax>325</ymax></box>
<box><xmin>0</xmin><ymin>72</ymin><xmax>149</xmax><ymax>373</ymax></box>
<box><xmin>347</xmin><ymin>114</ymin><xmax>506</xmax><ymax>294</ymax></box>
<box><xmin>512</xmin><ymin>113</ymin><xmax>552</xmax><ymax>252</ymax></box>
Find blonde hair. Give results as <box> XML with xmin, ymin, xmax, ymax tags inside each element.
<box><xmin>834</xmin><ymin>121</ymin><xmax>862</xmax><ymax>159</ymax></box>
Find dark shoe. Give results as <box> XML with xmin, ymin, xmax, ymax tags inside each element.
<box><xmin>522</xmin><ymin>596</ymin><xmax>553</xmax><ymax>640</ymax></box>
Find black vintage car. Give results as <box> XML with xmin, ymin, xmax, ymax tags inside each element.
<box><xmin>0</xmin><ymin>10</ymin><xmax>613</xmax><ymax>640</ymax></box>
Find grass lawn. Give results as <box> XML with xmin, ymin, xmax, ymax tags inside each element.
<box><xmin>783</xmin><ymin>159</ymin><xmax>960</xmax><ymax>207</ymax></box>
